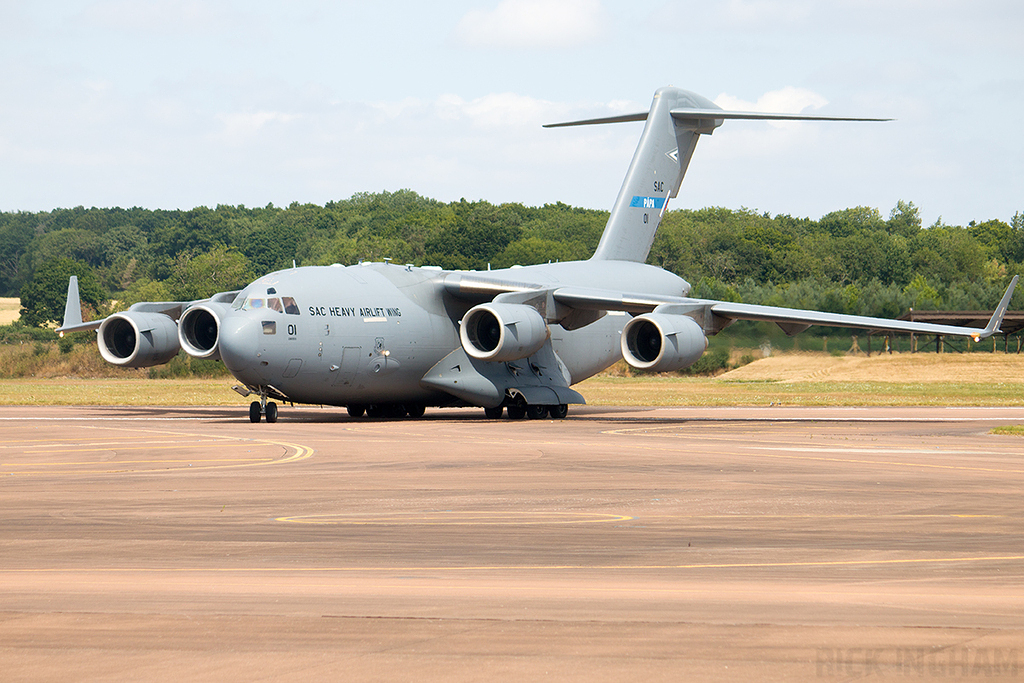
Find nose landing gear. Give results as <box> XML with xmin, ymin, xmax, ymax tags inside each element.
<box><xmin>249</xmin><ymin>394</ymin><xmax>278</xmax><ymax>423</ymax></box>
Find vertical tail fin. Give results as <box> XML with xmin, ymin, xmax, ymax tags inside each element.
<box><xmin>544</xmin><ymin>86</ymin><xmax>890</xmax><ymax>263</ymax></box>
<box><xmin>545</xmin><ymin>87</ymin><xmax>723</xmax><ymax>262</ymax></box>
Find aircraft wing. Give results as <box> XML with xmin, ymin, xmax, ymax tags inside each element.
<box><xmin>445</xmin><ymin>271</ymin><xmax>1017</xmax><ymax>340</ymax></box>
<box><xmin>551</xmin><ymin>275</ymin><xmax>1018</xmax><ymax>341</ymax></box>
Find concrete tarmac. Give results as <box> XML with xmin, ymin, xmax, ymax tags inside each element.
<box><xmin>1</xmin><ymin>405</ymin><xmax>1023</xmax><ymax>681</ymax></box>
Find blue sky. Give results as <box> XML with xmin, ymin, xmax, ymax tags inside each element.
<box><xmin>1</xmin><ymin>1</ymin><xmax>1021</xmax><ymax>227</ymax></box>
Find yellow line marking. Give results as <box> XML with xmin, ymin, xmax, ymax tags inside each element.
<box><xmin>276</xmin><ymin>512</ymin><xmax>1007</xmax><ymax>525</ymax></box>
<box><xmin>1</xmin><ymin>424</ymin><xmax>314</xmax><ymax>474</ymax></box>
<box><xmin>3</xmin><ymin>458</ymin><xmax>272</xmax><ymax>467</ymax></box>
<box><xmin>616</xmin><ymin>514</ymin><xmax>1007</xmax><ymax>520</ymax></box>
<box><xmin>596</xmin><ymin>425</ymin><xmax>1024</xmax><ymax>474</ymax></box>
<box><xmin>6</xmin><ymin>555</ymin><xmax>1024</xmax><ymax>573</ymax></box>
<box><xmin>277</xmin><ymin>511</ymin><xmax>635</xmax><ymax>526</ymax></box>
<box><xmin>20</xmin><ymin>440</ymin><xmax>234</xmax><ymax>450</ymax></box>
<box><xmin>4</xmin><ymin>444</ymin><xmax>255</xmax><ymax>457</ymax></box>
<box><xmin>738</xmin><ymin>448</ymin><xmax>1024</xmax><ymax>474</ymax></box>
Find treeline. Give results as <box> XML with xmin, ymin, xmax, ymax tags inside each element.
<box><xmin>3</xmin><ymin>190</ymin><xmax>1023</xmax><ymax>328</ymax></box>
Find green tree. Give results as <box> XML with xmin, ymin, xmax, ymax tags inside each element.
<box><xmin>117</xmin><ymin>278</ymin><xmax>173</xmax><ymax>309</ymax></box>
<box><xmin>25</xmin><ymin>228</ymin><xmax>105</xmax><ymax>273</ymax></box>
<box><xmin>169</xmin><ymin>247</ymin><xmax>253</xmax><ymax>300</ymax></box>
<box><xmin>19</xmin><ymin>258</ymin><xmax>105</xmax><ymax>327</ymax></box>
<box><xmin>888</xmin><ymin>200</ymin><xmax>921</xmax><ymax>238</ymax></box>
<box><xmin>903</xmin><ymin>274</ymin><xmax>942</xmax><ymax>310</ymax></box>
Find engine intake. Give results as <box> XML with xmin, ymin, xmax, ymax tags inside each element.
<box><xmin>178</xmin><ymin>303</ymin><xmax>227</xmax><ymax>360</ymax></box>
<box><xmin>621</xmin><ymin>313</ymin><xmax>708</xmax><ymax>373</ymax></box>
<box><xmin>460</xmin><ymin>303</ymin><xmax>549</xmax><ymax>362</ymax></box>
<box><xmin>97</xmin><ymin>312</ymin><xmax>180</xmax><ymax>368</ymax></box>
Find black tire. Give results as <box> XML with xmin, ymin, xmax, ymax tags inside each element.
<box><xmin>347</xmin><ymin>404</ymin><xmax>366</xmax><ymax>418</ymax></box>
<box><xmin>265</xmin><ymin>402</ymin><xmax>278</xmax><ymax>423</ymax></box>
<box><xmin>506</xmin><ymin>402</ymin><xmax>526</xmax><ymax>420</ymax></box>
<box><xmin>548</xmin><ymin>404</ymin><xmax>568</xmax><ymax>419</ymax></box>
<box><xmin>249</xmin><ymin>401</ymin><xmax>262</xmax><ymax>423</ymax></box>
<box><xmin>382</xmin><ymin>404</ymin><xmax>405</xmax><ymax>418</ymax></box>
<box><xmin>526</xmin><ymin>404</ymin><xmax>548</xmax><ymax>420</ymax></box>
<box><xmin>483</xmin><ymin>406</ymin><xmax>503</xmax><ymax>419</ymax></box>
<box><xmin>365</xmin><ymin>404</ymin><xmax>385</xmax><ymax>418</ymax></box>
<box><xmin>405</xmin><ymin>404</ymin><xmax>425</xmax><ymax>418</ymax></box>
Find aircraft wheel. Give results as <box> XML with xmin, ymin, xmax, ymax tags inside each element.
<box><xmin>506</xmin><ymin>401</ymin><xmax>526</xmax><ymax>420</ymax></box>
<box><xmin>405</xmin><ymin>404</ymin><xmax>425</xmax><ymax>418</ymax></box>
<box><xmin>526</xmin><ymin>404</ymin><xmax>548</xmax><ymax>420</ymax></box>
<box><xmin>548</xmin><ymin>404</ymin><xmax>568</xmax><ymax>419</ymax></box>
<box><xmin>347</xmin><ymin>404</ymin><xmax>366</xmax><ymax>418</ymax></box>
<box><xmin>265</xmin><ymin>402</ymin><xmax>278</xmax><ymax>423</ymax></box>
<box><xmin>365</xmin><ymin>404</ymin><xmax>385</xmax><ymax>418</ymax></box>
<box><xmin>249</xmin><ymin>401</ymin><xmax>262</xmax><ymax>423</ymax></box>
<box><xmin>483</xmin><ymin>406</ymin><xmax>503</xmax><ymax>419</ymax></box>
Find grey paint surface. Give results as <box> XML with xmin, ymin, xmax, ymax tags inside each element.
<box><xmin>58</xmin><ymin>87</ymin><xmax>1014</xmax><ymax>416</ymax></box>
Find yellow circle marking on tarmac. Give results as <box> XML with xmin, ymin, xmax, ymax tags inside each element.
<box><xmin>276</xmin><ymin>511</ymin><xmax>634</xmax><ymax>526</ymax></box>
<box><xmin>1</xmin><ymin>426</ymin><xmax>313</xmax><ymax>476</ymax></box>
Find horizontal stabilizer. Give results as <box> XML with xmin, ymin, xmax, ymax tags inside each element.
<box><xmin>671</xmin><ymin>109</ymin><xmax>892</xmax><ymax>123</ymax></box>
<box><xmin>544</xmin><ymin>109</ymin><xmax>890</xmax><ymax>128</ymax></box>
<box><xmin>543</xmin><ymin>112</ymin><xmax>648</xmax><ymax>128</ymax></box>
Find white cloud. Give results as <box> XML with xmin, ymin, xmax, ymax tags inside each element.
<box><xmin>428</xmin><ymin>92</ymin><xmax>560</xmax><ymax>129</ymax></box>
<box><xmin>216</xmin><ymin>111</ymin><xmax>300</xmax><ymax>142</ymax></box>
<box><xmin>454</xmin><ymin>0</ymin><xmax>609</xmax><ymax>49</ymax></box>
<box><xmin>714</xmin><ymin>86</ymin><xmax>828</xmax><ymax>114</ymax></box>
<box><xmin>712</xmin><ymin>87</ymin><xmax>830</xmax><ymax>141</ymax></box>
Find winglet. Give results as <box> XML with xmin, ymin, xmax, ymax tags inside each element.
<box><xmin>59</xmin><ymin>276</ymin><xmax>83</xmax><ymax>336</ymax></box>
<box><xmin>979</xmin><ymin>275</ymin><xmax>1018</xmax><ymax>339</ymax></box>
<box><xmin>56</xmin><ymin>276</ymin><xmax>103</xmax><ymax>336</ymax></box>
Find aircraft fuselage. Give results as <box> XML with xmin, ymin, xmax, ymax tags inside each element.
<box><xmin>217</xmin><ymin>260</ymin><xmax>690</xmax><ymax>407</ymax></box>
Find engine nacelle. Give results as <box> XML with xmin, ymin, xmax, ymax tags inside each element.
<box><xmin>178</xmin><ymin>303</ymin><xmax>228</xmax><ymax>360</ymax></box>
<box><xmin>97</xmin><ymin>312</ymin><xmax>180</xmax><ymax>368</ymax></box>
<box><xmin>621</xmin><ymin>313</ymin><xmax>708</xmax><ymax>373</ymax></box>
<box><xmin>460</xmin><ymin>303</ymin><xmax>550</xmax><ymax>362</ymax></box>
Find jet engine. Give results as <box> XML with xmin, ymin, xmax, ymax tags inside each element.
<box><xmin>97</xmin><ymin>312</ymin><xmax>180</xmax><ymax>368</ymax></box>
<box><xmin>620</xmin><ymin>313</ymin><xmax>708</xmax><ymax>373</ymax></box>
<box><xmin>460</xmin><ymin>303</ymin><xmax>549</xmax><ymax>362</ymax></box>
<box><xmin>178</xmin><ymin>303</ymin><xmax>228</xmax><ymax>360</ymax></box>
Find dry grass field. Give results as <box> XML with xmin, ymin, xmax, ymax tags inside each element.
<box><xmin>0</xmin><ymin>298</ymin><xmax>19</xmax><ymax>325</ymax></box>
<box><xmin>577</xmin><ymin>352</ymin><xmax>1024</xmax><ymax>407</ymax></box>
<box><xmin>2</xmin><ymin>351</ymin><xmax>1024</xmax><ymax>407</ymax></box>
<box><xmin>720</xmin><ymin>351</ymin><xmax>1024</xmax><ymax>383</ymax></box>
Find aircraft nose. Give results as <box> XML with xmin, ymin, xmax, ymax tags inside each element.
<box><xmin>218</xmin><ymin>315</ymin><xmax>260</xmax><ymax>375</ymax></box>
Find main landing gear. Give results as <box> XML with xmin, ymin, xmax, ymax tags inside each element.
<box><xmin>485</xmin><ymin>400</ymin><xmax>568</xmax><ymax>420</ymax></box>
<box><xmin>249</xmin><ymin>397</ymin><xmax>278</xmax><ymax>423</ymax></box>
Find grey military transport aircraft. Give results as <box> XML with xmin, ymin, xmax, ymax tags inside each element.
<box><xmin>58</xmin><ymin>86</ymin><xmax>1017</xmax><ymax>423</ymax></box>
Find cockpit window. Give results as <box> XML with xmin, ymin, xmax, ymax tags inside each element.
<box><xmin>233</xmin><ymin>294</ymin><xmax>300</xmax><ymax>314</ymax></box>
